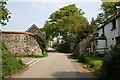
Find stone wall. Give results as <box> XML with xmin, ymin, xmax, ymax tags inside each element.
<box><xmin>74</xmin><ymin>35</ymin><xmax>94</xmax><ymax>56</ymax></box>
<box><xmin>1</xmin><ymin>32</ymin><xmax>42</xmax><ymax>55</ymax></box>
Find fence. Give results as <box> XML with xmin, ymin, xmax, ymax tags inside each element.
<box><xmin>86</xmin><ymin>47</ymin><xmax>109</xmax><ymax>53</ymax></box>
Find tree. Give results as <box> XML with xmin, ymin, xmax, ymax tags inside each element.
<box><xmin>96</xmin><ymin>1</ymin><xmax>120</xmax><ymax>25</ymax></box>
<box><xmin>89</xmin><ymin>18</ymin><xmax>98</xmax><ymax>34</ymax></box>
<box><xmin>0</xmin><ymin>0</ymin><xmax>11</xmax><ymax>26</ymax></box>
<box><xmin>43</xmin><ymin>4</ymin><xmax>89</xmax><ymax>52</ymax></box>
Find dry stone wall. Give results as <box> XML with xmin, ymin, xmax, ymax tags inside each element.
<box><xmin>1</xmin><ymin>33</ymin><xmax>42</xmax><ymax>55</ymax></box>
<box><xmin>74</xmin><ymin>35</ymin><xmax>94</xmax><ymax>56</ymax></box>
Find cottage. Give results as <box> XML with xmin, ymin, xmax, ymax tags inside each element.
<box><xmin>96</xmin><ymin>7</ymin><xmax>120</xmax><ymax>53</ymax></box>
<box><xmin>26</xmin><ymin>24</ymin><xmax>45</xmax><ymax>38</ymax></box>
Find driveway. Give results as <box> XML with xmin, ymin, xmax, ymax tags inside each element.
<box><xmin>12</xmin><ymin>48</ymin><xmax>95</xmax><ymax>78</ymax></box>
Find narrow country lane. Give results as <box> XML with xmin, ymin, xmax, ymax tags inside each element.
<box><xmin>12</xmin><ymin>48</ymin><xmax>95</xmax><ymax>78</ymax></box>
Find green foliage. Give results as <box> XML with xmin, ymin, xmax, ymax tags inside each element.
<box><xmin>0</xmin><ymin>0</ymin><xmax>11</xmax><ymax>26</ymax></box>
<box><xmin>33</xmin><ymin>34</ymin><xmax>47</xmax><ymax>54</ymax></box>
<box><xmin>69</xmin><ymin>54</ymin><xmax>79</xmax><ymax>59</ymax></box>
<box><xmin>55</xmin><ymin>43</ymin><xmax>72</xmax><ymax>53</ymax></box>
<box><xmin>1</xmin><ymin>41</ymin><xmax>26</xmax><ymax>77</ymax></box>
<box><xmin>49</xmin><ymin>4</ymin><xmax>80</xmax><ymax>22</ymax></box>
<box><xmin>42</xmin><ymin>51</ymin><xmax>48</xmax><ymax>57</ymax></box>
<box><xmin>44</xmin><ymin>4</ymin><xmax>90</xmax><ymax>52</ymax></box>
<box><xmin>99</xmin><ymin>45</ymin><xmax>120</xmax><ymax>80</ymax></box>
<box><xmin>15</xmin><ymin>54</ymin><xmax>43</xmax><ymax>58</ymax></box>
<box><xmin>78</xmin><ymin>53</ymin><xmax>87</xmax><ymax>63</ymax></box>
<box><xmin>79</xmin><ymin>54</ymin><xmax>102</xmax><ymax>77</ymax></box>
<box><xmin>96</xmin><ymin>1</ymin><xmax>120</xmax><ymax>25</ymax></box>
<box><xmin>89</xmin><ymin>18</ymin><xmax>98</xmax><ymax>34</ymax></box>
<box><xmin>15</xmin><ymin>52</ymin><xmax>48</xmax><ymax>58</ymax></box>
<box><xmin>69</xmin><ymin>53</ymin><xmax>102</xmax><ymax>77</ymax></box>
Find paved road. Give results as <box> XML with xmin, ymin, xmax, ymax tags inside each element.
<box><xmin>12</xmin><ymin>48</ymin><xmax>95</xmax><ymax>78</ymax></box>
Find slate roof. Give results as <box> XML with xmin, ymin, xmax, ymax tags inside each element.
<box><xmin>26</xmin><ymin>24</ymin><xmax>39</xmax><ymax>32</ymax></box>
<box><xmin>97</xmin><ymin>13</ymin><xmax>120</xmax><ymax>30</ymax></box>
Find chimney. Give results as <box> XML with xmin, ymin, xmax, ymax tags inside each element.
<box><xmin>116</xmin><ymin>6</ymin><xmax>120</xmax><ymax>14</ymax></box>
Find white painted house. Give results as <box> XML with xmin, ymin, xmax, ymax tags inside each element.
<box><xmin>96</xmin><ymin>12</ymin><xmax>120</xmax><ymax>52</ymax></box>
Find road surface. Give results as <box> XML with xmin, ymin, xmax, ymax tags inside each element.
<box><xmin>12</xmin><ymin>48</ymin><xmax>95</xmax><ymax>78</ymax></box>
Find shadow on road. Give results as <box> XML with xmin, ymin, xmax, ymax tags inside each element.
<box><xmin>52</xmin><ymin>71</ymin><xmax>96</xmax><ymax>80</ymax></box>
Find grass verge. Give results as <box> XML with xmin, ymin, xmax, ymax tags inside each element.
<box><xmin>14</xmin><ymin>51</ymin><xmax>48</xmax><ymax>58</ymax></box>
<box><xmin>69</xmin><ymin>53</ymin><xmax>103</xmax><ymax>77</ymax></box>
<box><xmin>1</xmin><ymin>41</ymin><xmax>26</xmax><ymax>78</ymax></box>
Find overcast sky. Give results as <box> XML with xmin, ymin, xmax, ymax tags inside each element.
<box><xmin>1</xmin><ymin>0</ymin><xmax>102</xmax><ymax>31</ymax></box>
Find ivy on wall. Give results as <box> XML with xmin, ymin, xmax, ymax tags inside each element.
<box><xmin>32</xmin><ymin>34</ymin><xmax>47</xmax><ymax>54</ymax></box>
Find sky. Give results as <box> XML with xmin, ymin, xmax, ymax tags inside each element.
<box><xmin>1</xmin><ymin>0</ymin><xmax>102</xmax><ymax>31</ymax></box>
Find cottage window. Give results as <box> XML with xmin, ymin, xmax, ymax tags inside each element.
<box><xmin>116</xmin><ymin>36</ymin><xmax>120</xmax><ymax>44</ymax></box>
<box><xmin>111</xmin><ymin>19</ymin><xmax>116</xmax><ymax>31</ymax></box>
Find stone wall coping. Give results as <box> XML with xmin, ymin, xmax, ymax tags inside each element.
<box><xmin>1</xmin><ymin>30</ymin><xmax>34</xmax><ymax>35</ymax></box>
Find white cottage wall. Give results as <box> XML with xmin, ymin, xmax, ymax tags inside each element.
<box><xmin>104</xmin><ymin>21</ymin><xmax>118</xmax><ymax>49</ymax></box>
<box><xmin>96</xmin><ymin>28</ymin><xmax>106</xmax><ymax>49</ymax></box>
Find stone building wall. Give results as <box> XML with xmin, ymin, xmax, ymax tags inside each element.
<box><xmin>26</xmin><ymin>24</ymin><xmax>44</xmax><ymax>37</ymax></box>
<box><xmin>1</xmin><ymin>32</ymin><xmax>42</xmax><ymax>55</ymax></box>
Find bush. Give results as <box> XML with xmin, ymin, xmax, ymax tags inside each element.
<box><xmin>69</xmin><ymin>54</ymin><xmax>79</xmax><ymax>59</ymax></box>
<box><xmin>99</xmin><ymin>45</ymin><xmax>120</xmax><ymax>80</ymax></box>
<box><xmin>78</xmin><ymin>53</ymin><xmax>102</xmax><ymax>63</ymax></box>
<box><xmin>33</xmin><ymin>34</ymin><xmax>47</xmax><ymax>54</ymax></box>
<box><xmin>52</xmin><ymin>42</ymin><xmax>59</xmax><ymax>49</ymax></box>
<box><xmin>79</xmin><ymin>53</ymin><xmax>102</xmax><ymax>77</ymax></box>
<box><xmin>55</xmin><ymin>43</ymin><xmax>72</xmax><ymax>53</ymax></box>
<box><xmin>78</xmin><ymin>53</ymin><xmax>87</xmax><ymax>63</ymax></box>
